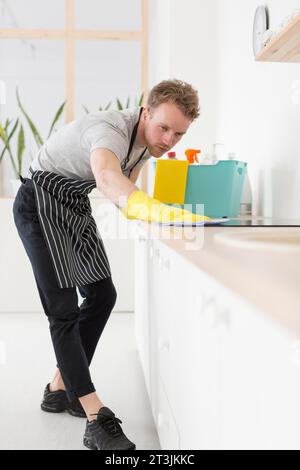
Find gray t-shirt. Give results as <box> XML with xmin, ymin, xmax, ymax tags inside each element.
<box><xmin>29</xmin><ymin>107</ymin><xmax>150</xmax><ymax>180</ymax></box>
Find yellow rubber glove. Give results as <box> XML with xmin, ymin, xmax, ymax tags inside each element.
<box><xmin>122</xmin><ymin>190</ymin><xmax>210</xmax><ymax>223</ymax></box>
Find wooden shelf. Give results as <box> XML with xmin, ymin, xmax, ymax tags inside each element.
<box><xmin>256</xmin><ymin>13</ymin><xmax>300</xmax><ymax>63</ymax></box>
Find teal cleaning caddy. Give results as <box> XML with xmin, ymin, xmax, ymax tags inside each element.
<box><xmin>184</xmin><ymin>160</ymin><xmax>247</xmax><ymax>218</ymax></box>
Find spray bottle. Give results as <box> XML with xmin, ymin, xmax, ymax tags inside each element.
<box><xmin>185</xmin><ymin>149</ymin><xmax>201</xmax><ymax>164</ymax></box>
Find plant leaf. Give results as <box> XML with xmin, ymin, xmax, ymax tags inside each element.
<box><xmin>4</xmin><ymin>118</ymin><xmax>11</xmax><ymax>131</ymax></box>
<box><xmin>47</xmin><ymin>101</ymin><xmax>65</xmax><ymax>139</ymax></box>
<box><xmin>0</xmin><ymin>119</ymin><xmax>20</xmax><ymax>176</ymax></box>
<box><xmin>104</xmin><ymin>101</ymin><xmax>112</xmax><ymax>110</ymax></box>
<box><xmin>116</xmin><ymin>97</ymin><xmax>123</xmax><ymax>110</ymax></box>
<box><xmin>17</xmin><ymin>124</ymin><xmax>25</xmax><ymax>175</ymax></box>
<box><xmin>16</xmin><ymin>87</ymin><xmax>43</xmax><ymax>148</ymax></box>
<box><xmin>138</xmin><ymin>92</ymin><xmax>144</xmax><ymax>106</ymax></box>
<box><xmin>83</xmin><ymin>105</ymin><xmax>90</xmax><ymax>114</ymax></box>
<box><xmin>0</xmin><ymin>119</ymin><xmax>18</xmax><ymax>163</ymax></box>
<box><xmin>0</xmin><ymin>121</ymin><xmax>8</xmax><ymax>144</ymax></box>
<box><xmin>126</xmin><ymin>96</ymin><xmax>130</xmax><ymax>108</ymax></box>
<box><xmin>0</xmin><ymin>122</ymin><xmax>8</xmax><ymax>163</ymax></box>
<box><xmin>0</xmin><ymin>147</ymin><xmax>5</xmax><ymax>163</ymax></box>
<box><xmin>7</xmin><ymin>118</ymin><xmax>19</xmax><ymax>142</ymax></box>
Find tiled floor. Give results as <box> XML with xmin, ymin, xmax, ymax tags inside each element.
<box><xmin>0</xmin><ymin>312</ymin><xmax>160</xmax><ymax>450</ymax></box>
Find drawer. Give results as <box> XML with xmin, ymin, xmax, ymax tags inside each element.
<box><xmin>155</xmin><ymin>374</ymin><xmax>180</xmax><ymax>450</ymax></box>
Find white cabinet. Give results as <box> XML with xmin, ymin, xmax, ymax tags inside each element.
<box><xmin>143</xmin><ymin>239</ymin><xmax>223</xmax><ymax>449</ymax></box>
<box><xmin>134</xmin><ymin>232</ymin><xmax>150</xmax><ymax>395</ymax></box>
<box><xmin>157</xmin><ymin>243</ymin><xmax>221</xmax><ymax>450</ymax></box>
<box><xmin>215</xmin><ymin>284</ymin><xmax>300</xmax><ymax>450</ymax></box>
<box><xmin>134</xmin><ymin>236</ymin><xmax>300</xmax><ymax>450</ymax></box>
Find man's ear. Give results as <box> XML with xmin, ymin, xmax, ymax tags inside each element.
<box><xmin>143</xmin><ymin>106</ymin><xmax>151</xmax><ymax>120</ymax></box>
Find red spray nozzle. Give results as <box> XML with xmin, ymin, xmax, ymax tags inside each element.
<box><xmin>185</xmin><ymin>149</ymin><xmax>201</xmax><ymax>164</ymax></box>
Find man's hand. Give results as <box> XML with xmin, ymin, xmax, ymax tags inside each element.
<box><xmin>122</xmin><ymin>190</ymin><xmax>210</xmax><ymax>224</ymax></box>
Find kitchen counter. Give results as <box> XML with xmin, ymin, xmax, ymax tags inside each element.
<box><xmin>133</xmin><ymin>220</ymin><xmax>300</xmax><ymax>334</ymax></box>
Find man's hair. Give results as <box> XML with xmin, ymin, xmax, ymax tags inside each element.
<box><xmin>147</xmin><ymin>79</ymin><xmax>200</xmax><ymax>121</ymax></box>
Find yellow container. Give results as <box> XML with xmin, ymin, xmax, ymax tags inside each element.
<box><xmin>153</xmin><ymin>160</ymin><xmax>189</xmax><ymax>204</ymax></box>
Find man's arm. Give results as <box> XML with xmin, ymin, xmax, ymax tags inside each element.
<box><xmin>90</xmin><ymin>148</ymin><xmax>137</xmax><ymax>208</ymax></box>
<box><xmin>90</xmin><ymin>148</ymin><xmax>210</xmax><ymax>223</ymax></box>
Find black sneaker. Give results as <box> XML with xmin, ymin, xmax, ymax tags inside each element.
<box><xmin>83</xmin><ymin>407</ymin><xmax>136</xmax><ymax>450</ymax></box>
<box><xmin>41</xmin><ymin>384</ymin><xmax>86</xmax><ymax>418</ymax></box>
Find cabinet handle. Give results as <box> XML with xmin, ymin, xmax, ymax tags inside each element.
<box><xmin>138</xmin><ymin>235</ymin><xmax>146</xmax><ymax>243</ymax></box>
<box><xmin>157</xmin><ymin>412</ymin><xmax>169</xmax><ymax>429</ymax></box>
<box><xmin>195</xmin><ymin>294</ymin><xmax>203</xmax><ymax>310</ymax></box>
<box><xmin>200</xmin><ymin>294</ymin><xmax>216</xmax><ymax>315</ymax></box>
<box><xmin>158</xmin><ymin>337</ymin><xmax>170</xmax><ymax>352</ymax></box>
<box><xmin>158</xmin><ymin>257</ymin><xmax>163</xmax><ymax>271</ymax></box>
<box><xmin>214</xmin><ymin>307</ymin><xmax>231</xmax><ymax>329</ymax></box>
<box><xmin>164</xmin><ymin>259</ymin><xmax>170</xmax><ymax>271</ymax></box>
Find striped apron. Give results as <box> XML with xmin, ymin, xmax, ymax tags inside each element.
<box><xmin>29</xmin><ymin>168</ymin><xmax>111</xmax><ymax>289</ymax></box>
<box><xmin>28</xmin><ymin>106</ymin><xmax>146</xmax><ymax>289</ymax></box>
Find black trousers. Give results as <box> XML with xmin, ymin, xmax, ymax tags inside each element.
<box><xmin>13</xmin><ymin>177</ymin><xmax>117</xmax><ymax>402</ymax></box>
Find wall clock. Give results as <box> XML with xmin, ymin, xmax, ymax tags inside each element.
<box><xmin>253</xmin><ymin>6</ymin><xmax>269</xmax><ymax>56</ymax></box>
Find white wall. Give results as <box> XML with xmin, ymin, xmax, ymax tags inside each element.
<box><xmin>216</xmin><ymin>0</ymin><xmax>300</xmax><ymax>218</ymax></box>
<box><xmin>147</xmin><ymin>0</ymin><xmax>219</xmax><ymax>194</ymax></box>
<box><xmin>148</xmin><ymin>0</ymin><xmax>219</xmax><ymax>157</ymax></box>
<box><xmin>148</xmin><ymin>0</ymin><xmax>300</xmax><ymax>219</ymax></box>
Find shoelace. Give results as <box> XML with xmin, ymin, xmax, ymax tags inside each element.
<box><xmin>90</xmin><ymin>412</ymin><xmax>123</xmax><ymax>437</ymax></box>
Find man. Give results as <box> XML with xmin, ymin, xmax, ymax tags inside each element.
<box><xmin>13</xmin><ymin>79</ymin><xmax>208</xmax><ymax>450</ymax></box>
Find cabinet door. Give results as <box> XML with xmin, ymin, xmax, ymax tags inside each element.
<box><xmin>148</xmin><ymin>239</ymin><xmax>158</xmax><ymax>421</ymax></box>
<box><xmin>148</xmin><ymin>239</ymin><xmax>167</xmax><ymax>424</ymax></box>
<box><xmin>134</xmin><ymin>232</ymin><xmax>150</xmax><ymax>396</ymax></box>
<box><xmin>218</xmin><ymin>286</ymin><xmax>300</xmax><ymax>450</ymax></box>
<box><xmin>216</xmin><ymin>285</ymin><xmax>264</xmax><ymax>449</ymax></box>
<box><xmin>153</xmin><ymin>242</ymin><xmax>222</xmax><ymax>450</ymax></box>
<box><xmin>156</xmin><ymin>374</ymin><xmax>180</xmax><ymax>450</ymax></box>
<box><xmin>153</xmin><ymin>242</ymin><xmax>173</xmax><ymax>395</ymax></box>
<box><xmin>171</xmin><ymin>253</ymin><xmax>221</xmax><ymax>450</ymax></box>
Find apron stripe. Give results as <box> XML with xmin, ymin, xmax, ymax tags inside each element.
<box><xmin>30</xmin><ymin>168</ymin><xmax>111</xmax><ymax>288</ymax></box>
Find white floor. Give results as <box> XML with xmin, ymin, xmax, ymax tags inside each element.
<box><xmin>0</xmin><ymin>312</ymin><xmax>160</xmax><ymax>450</ymax></box>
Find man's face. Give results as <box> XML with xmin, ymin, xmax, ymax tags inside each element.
<box><xmin>143</xmin><ymin>102</ymin><xmax>191</xmax><ymax>158</ymax></box>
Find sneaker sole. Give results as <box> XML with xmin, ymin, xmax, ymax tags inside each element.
<box><xmin>41</xmin><ymin>403</ymin><xmax>86</xmax><ymax>418</ymax></box>
<box><xmin>41</xmin><ymin>403</ymin><xmax>66</xmax><ymax>413</ymax></box>
<box><xmin>83</xmin><ymin>436</ymin><xmax>136</xmax><ymax>451</ymax></box>
<box><xmin>83</xmin><ymin>437</ymin><xmax>98</xmax><ymax>450</ymax></box>
<box><xmin>67</xmin><ymin>408</ymin><xmax>86</xmax><ymax>418</ymax></box>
